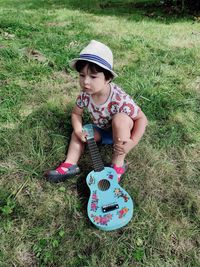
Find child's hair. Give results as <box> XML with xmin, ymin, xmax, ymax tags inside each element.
<box><xmin>75</xmin><ymin>60</ymin><xmax>114</xmax><ymax>81</ymax></box>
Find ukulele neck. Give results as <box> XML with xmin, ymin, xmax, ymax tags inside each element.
<box><xmin>87</xmin><ymin>138</ymin><xmax>104</xmax><ymax>172</ymax></box>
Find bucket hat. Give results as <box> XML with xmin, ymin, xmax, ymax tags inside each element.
<box><xmin>70</xmin><ymin>40</ymin><xmax>117</xmax><ymax>77</ymax></box>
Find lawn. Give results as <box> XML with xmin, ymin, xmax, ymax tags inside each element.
<box><xmin>0</xmin><ymin>0</ymin><xmax>200</xmax><ymax>266</ymax></box>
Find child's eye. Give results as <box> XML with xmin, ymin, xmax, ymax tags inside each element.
<box><xmin>91</xmin><ymin>75</ymin><xmax>98</xmax><ymax>79</ymax></box>
<box><xmin>79</xmin><ymin>74</ymin><xmax>85</xmax><ymax>78</ymax></box>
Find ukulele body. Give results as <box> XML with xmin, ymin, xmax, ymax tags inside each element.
<box><xmin>86</xmin><ymin>167</ymin><xmax>134</xmax><ymax>231</ymax></box>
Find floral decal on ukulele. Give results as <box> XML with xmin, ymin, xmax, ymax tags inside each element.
<box><xmin>114</xmin><ymin>188</ymin><xmax>129</xmax><ymax>202</ymax></box>
<box><xmin>107</xmin><ymin>171</ymin><xmax>114</xmax><ymax>180</ymax></box>
<box><xmin>88</xmin><ymin>175</ymin><xmax>95</xmax><ymax>186</ymax></box>
<box><xmin>90</xmin><ymin>191</ymin><xmax>99</xmax><ymax>212</ymax></box>
<box><xmin>117</xmin><ymin>207</ymin><xmax>129</xmax><ymax>218</ymax></box>
<box><xmin>91</xmin><ymin>214</ymin><xmax>113</xmax><ymax>225</ymax></box>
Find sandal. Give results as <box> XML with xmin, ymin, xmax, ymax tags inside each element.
<box><xmin>111</xmin><ymin>162</ymin><xmax>129</xmax><ymax>182</ymax></box>
<box><xmin>45</xmin><ymin>162</ymin><xmax>80</xmax><ymax>183</ymax></box>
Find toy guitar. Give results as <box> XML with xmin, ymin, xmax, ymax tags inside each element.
<box><xmin>83</xmin><ymin>124</ymin><xmax>134</xmax><ymax>231</ymax></box>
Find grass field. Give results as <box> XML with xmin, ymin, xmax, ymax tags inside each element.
<box><xmin>0</xmin><ymin>0</ymin><xmax>200</xmax><ymax>266</ymax></box>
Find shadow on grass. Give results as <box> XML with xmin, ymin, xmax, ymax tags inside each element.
<box><xmin>76</xmin><ymin>174</ymin><xmax>90</xmax><ymax>216</ymax></box>
<box><xmin>1</xmin><ymin>0</ymin><xmax>195</xmax><ymax>23</ymax></box>
<box><xmin>0</xmin><ymin>100</ymin><xmax>113</xmax><ymax>211</ymax></box>
<box><xmin>0</xmin><ymin>103</ymin><xmax>103</xmax><ymax>228</ymax></box>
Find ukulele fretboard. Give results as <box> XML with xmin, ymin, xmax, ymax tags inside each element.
<box><xmin>87</xmin><ymin>138</ymin><xmax>104</xmax><ymax>172</ymax></box>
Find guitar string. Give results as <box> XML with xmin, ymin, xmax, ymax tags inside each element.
<box><xmin>88</xmin><ymin>138</ymin><xmax>111</xmax><ymax>190</ymax></box>
<box><xmin>88</xmin><ymin>140</ymin><xmax>104</xmax><ymax>171</ymax></box>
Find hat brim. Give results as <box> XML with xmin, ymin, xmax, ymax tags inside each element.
<box><xmin>69</xmin><ymin>58</ymin><xmax>118</xmax><ymax>78</ymax></box>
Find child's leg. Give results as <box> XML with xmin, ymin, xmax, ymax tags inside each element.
<box><xmin>111</xmin><ymin>113</ymin><xmax>133</xmax><ymax>166</ymax></box>
<box><xmin>47</xmin><ymin>131</ymin><xmax>85</xmax><ymax>179</ymax></box>
<box><xmin>46</xmin><ymin>128</ymin><xmax>102</xmax><ymax>182</ymax></box>
<box><xmin>62</xmin><ymin>128</ymin><xmax>101</xmax><ymax>171</ymax></box>
<box><xmin>64</xmin><ymin>131</ymin><xmax>85</xmax><ymax>165</ymax></box>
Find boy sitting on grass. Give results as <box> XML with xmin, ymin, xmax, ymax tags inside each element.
<box><xmin>46</xmin><ymin>40</ymin><xmax>148</xmax><ymax>183</ymax></box>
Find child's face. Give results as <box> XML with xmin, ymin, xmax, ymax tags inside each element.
<box><xmin>79</xmin><ymin>64</ymin><xmax>110</xmax><ymax>95</ymax></box>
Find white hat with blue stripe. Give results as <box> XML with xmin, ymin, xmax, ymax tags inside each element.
<box><xmin>70</xmin><ymin>40</ymin><xmax>117</xmax><ymax>77</ymax></box>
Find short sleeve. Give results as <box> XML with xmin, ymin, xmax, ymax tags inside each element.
<box><xmin>118</xmin><ymin>95</ymin><xmax>140</xmax><ymax>119</ymax></box>
<box><xmin>76</xmin><ymin>94</ymin><xmax>84</xmax><ymax>109</ymax></box>
<box><xmin>109</xmin><ymin>84</ymin><xmax>140</xmax><ymax>119</ymax></box>
<box><xmin>76</xmin><ymin>92</ymin><xmax>90</xmax><ymax>109</ymax></box>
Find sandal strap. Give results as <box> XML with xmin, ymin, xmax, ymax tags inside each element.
<box><xmin>56</xmin><ymin>162</ymin><xmax>73</xmax><ymax>174</ymax></box>
<box><xmin>112</xmin><ymin>164</ymin><xmax>125</xmax><ymax>175</ymax></box>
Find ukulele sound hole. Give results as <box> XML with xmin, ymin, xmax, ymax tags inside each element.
<box><xmin>98</xmin><ymin>179</ymin><xmax>110</xmax><ymax>191</ymax></box>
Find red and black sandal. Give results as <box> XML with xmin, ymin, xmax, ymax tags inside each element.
<box><xmin>111</xmin><ymin>162</ymin><xmax>129</xmax><ymax>182</ymax></box>
<box><xmin>45</xmin><ymin>162</ymin><xmax>80</xmax><ymax>183</ymax></box>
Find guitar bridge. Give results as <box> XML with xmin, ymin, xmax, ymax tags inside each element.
<box><xmin>102</xmin><ymin>203</ymin><xmax>119</xmax><ymax>213</ymax></box>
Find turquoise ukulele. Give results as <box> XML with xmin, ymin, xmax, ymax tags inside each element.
<box><xmin>83</xmin><ymin>124</ymin><xmax>134</xmax><ymax>231</ymax></box>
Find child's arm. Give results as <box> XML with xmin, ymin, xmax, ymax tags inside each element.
<box><xmin>71</xmin><ymin>105</ymin><xmax>87</xmax><ymax>142</ymax></box>
<box><xmin>130</xmin><ymin>109</ymin><xmax>148</xmax><ymax>147</ymax></box>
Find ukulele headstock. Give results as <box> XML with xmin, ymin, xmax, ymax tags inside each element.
<box><xmin>83</xmin><ymin>124</ymin><xmax>94</xmax><ymax>140</ymax></box>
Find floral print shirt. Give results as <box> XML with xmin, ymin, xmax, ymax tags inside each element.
<box><xmin>76</xmin><ymin>83</ymin><xmax>140</xmax><ymax>129</ymax></box>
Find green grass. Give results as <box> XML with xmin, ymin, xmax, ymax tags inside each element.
<box><xmin>0</xmin><ymin>0</ymin><xmax>200</xmax><ymax>266</ymax></box>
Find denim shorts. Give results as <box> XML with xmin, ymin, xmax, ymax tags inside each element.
<box><xmin>92</xmin><ymin>125</ymin><xmax>113</xmax><ymax>145</ymax></box>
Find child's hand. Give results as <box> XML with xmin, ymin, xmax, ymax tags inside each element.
<box><xmin>75</xmin><ymin>131</ymin><xmax>88</xmax><ymax>143</ymax></box>
<box><xmin>113</xmin><ymin>138</ymin><xmax>135</xmax><ymax>155</ymax></box>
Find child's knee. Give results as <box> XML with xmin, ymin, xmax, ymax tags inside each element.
<box><xmin>112</xmin><ymin>113</ymin><xmax>133</xmax><ymax>130</ymax></box>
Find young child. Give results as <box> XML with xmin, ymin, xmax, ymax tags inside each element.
<box><xmin>46</xmin><ymin>40</ymin><xmax>148</xmax><ymax>183</ymax></box>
